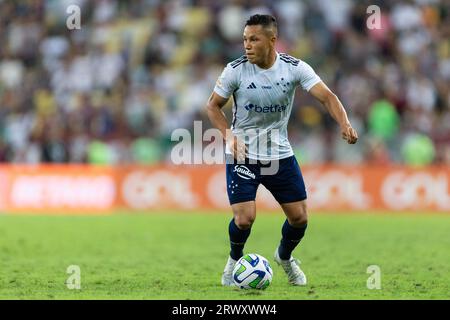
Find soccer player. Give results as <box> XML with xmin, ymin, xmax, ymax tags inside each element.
<box><xmin>206</xmin><ymin>14</ymin><xmax>358</xmax><ymax>286</ymax></box>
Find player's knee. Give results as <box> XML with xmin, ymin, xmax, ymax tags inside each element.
<box><xmin>289</xmin><ymin>215</ymin><xmax>307</xmax><ymax>227</ymax></box>
<box><xmin>290</xmin><ymin>207</ymin><xmax>308</xmax><ymax>227</ymax></box>
<box><xmin>234</xmin><ymin>215</ymin><xmax>255</xmax><ymax>230</ymax></box>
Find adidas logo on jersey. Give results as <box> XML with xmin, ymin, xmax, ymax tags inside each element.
<box><xmin>246</xmin><ymin>82</ymin><xmax>257</xmax><ymax>89</ymax></box>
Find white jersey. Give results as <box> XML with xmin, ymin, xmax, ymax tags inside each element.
<box><xmin>214</xmin><ymin>52</ymin><xmax>321</xmax><ymax>160</ymax></box>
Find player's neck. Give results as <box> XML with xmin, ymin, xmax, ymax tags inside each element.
<box><xmin>256</xmin><ymin>50</ymin><xmax>277</xmax><ymax>70</ymax></box>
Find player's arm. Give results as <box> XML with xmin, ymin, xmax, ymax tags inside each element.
<box><xmin>206</xmin><ymin>92</ymin><xmax>246</xmax><ymax>160</ymax></box>
<box><xmin>309</xmin><ymin>81</ymin><xmax>358</xmax><ymax>144</ymax></box>
<box><xmin>206</xmin><ymin>92</ymin><xmax>230</xmax><ymax>140</ymax></box>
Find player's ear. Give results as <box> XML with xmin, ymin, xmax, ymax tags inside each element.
<box><xmin>269</xmin><ymin>30</ymin><xmax>277</xmax><ymax>45</ymax></box>
<box><xmin>270</xmin><ymin>35</ymin><xmax>276</xmax><ymax>48</ymax></box>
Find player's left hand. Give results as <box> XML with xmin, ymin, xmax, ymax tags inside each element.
<box><xmin>341</xmin><ymin>124</ymin><xmax>358</xmax><ymax>144</ymax></box>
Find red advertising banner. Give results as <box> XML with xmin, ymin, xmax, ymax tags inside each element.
<box><xmin>0</xmin><ymin>164</ymin><xmax>449</xmax><ymax>213</ymax></box>
<box><xmin>0</xmin><ymin>165</ymin><xmax>118</xmax><ymax>213</ymax></box>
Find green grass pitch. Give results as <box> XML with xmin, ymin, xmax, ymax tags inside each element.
<box><xmin>0</xmin><ymin>211</ymin><xmax>449</xmax><ymax>300</ymax></box>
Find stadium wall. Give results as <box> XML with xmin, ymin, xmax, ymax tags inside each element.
<box><xmin>0</xmin><ymin>165</ymin><xmax>449</xmax><ymax>213</ymax></box>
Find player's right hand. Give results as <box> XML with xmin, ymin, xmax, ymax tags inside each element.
<box><xmin>226</xmin><ymin>133</ymin><xmax>247</xmax><ymax>162</ymax></box>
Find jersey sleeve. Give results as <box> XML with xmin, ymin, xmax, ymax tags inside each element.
<box><xmin>295</xmin><ymin>60</ymin><xmax>322</xmax><ymax>92</ymax></box>
<box><xmin>213</xmin><ymin>64</ymin><xmax>239</xmax><ymax>99</ymax></box>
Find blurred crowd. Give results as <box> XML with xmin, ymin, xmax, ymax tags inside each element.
<box><xmin>0</xmin><ymin>0</ymin><xmax>449</xmax><ymax>165</ymax></box>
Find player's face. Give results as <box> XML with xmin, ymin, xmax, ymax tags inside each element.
<box><xmin>243</xmin><ymin>25</ymin><xmax>275</xmax><ymax>65</ymax></box>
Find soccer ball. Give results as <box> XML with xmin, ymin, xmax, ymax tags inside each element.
<box><xmin>232</xmin><ymin>253</ymin><xmax>273</xmax><ymax>290</ymax></box>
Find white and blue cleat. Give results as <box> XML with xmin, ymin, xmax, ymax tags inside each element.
<box><xmin>274</xmin><ymin>248</ymin><xmax>307</xmax><ymax>286</ymax></box>
<box><xmin>221</xmin><ymin>256</ymin><xmax>237</xmax><ymax>286</ymax></box>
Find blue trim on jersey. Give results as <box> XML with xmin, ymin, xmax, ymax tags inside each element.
<box><xmin>232</xmin><ymin>60</ymin><xmax>248</xmax><ymax>68</ymax></box>
<box><xmin>231</xmin><ymin>55</ymin><xmax>247</xmax><ymax>65</ymax></box>
<box><xmin>280</xmin><ymin>53</ymin><xmax>297</xmax><ymax>58</ymax></box>
<box><xmin>279</xmin><ymin>57</ymin><xmax>299</xmax><ymax>66</ymax></box>
<box><xmin>280</xmin><ymin>57</ymin><xmax>299</xmax><ymax>65</ymax></box>
<box><xmin>279</xmin><ymin>53</ymin><xmax>299</xmax><ymax>66</ymax></box>
<box><xmin>280</xmin><ymin>53</ymin><xmax>299</xmax><ymax>61</ymax></box>
<box><xmin>231</xmin><ymin>55</ymin><xmax>248</xmax><ymax>68</ymax></box>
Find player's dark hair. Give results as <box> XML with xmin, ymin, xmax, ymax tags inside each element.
<box><xmin>245</xmin><ymin>14</ymin><xmax>278</xmax><ymax>35</ymax></box>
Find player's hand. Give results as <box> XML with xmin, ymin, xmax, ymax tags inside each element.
<box><xmin>341</xmin><ymin>124</ymin><xmax>358</xmax><ymax>144</ymax></box>
<box><xmin>226</xmin><ymin>133</ymin><xmax>247</xmax><ymax>162</ymax></box>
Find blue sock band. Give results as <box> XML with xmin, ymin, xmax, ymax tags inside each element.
<box><xmin>278</xmin><ymin>219</ymin><xmax>307</xmax><ymax>260</ymax></box>
<box><xmin>228</xmin><ymin>218</ymin><xmax>251</xmax><ymax>260</ymax></box>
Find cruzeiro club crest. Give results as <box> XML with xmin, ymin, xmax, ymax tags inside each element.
<box><xmin>233</xmin><ymin>165</ymin><xmax>256</xmax><ymax>180</ymax></box>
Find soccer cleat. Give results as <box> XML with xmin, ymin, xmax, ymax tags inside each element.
<box><xmin>274</xmin><ymin>248</ymin><xmax>307</xmax><ymax>286</ymax></box>
<box><xmin>221</xmin><ymin>256</ymin><xmax>237</xmax><ymax>286</ymax></box>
